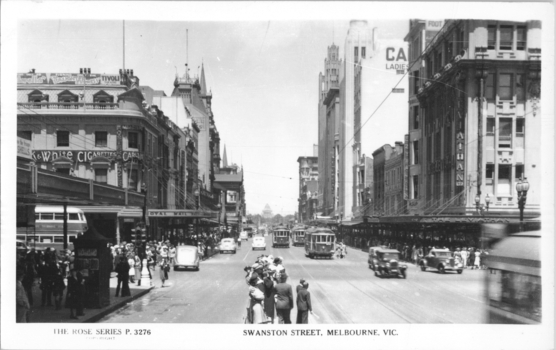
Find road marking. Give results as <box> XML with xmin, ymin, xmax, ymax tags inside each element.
<box><xmin>242</xmin><ymin>248</ymin><xmax>251</xmax><ymax>261</ymax></box>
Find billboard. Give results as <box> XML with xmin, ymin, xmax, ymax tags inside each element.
<box><xmin>17</xmin><ymin>73</ymin><xmax>48</xmax><ymax>84</ymax></box>
<box><xmin>16</xmin><ymin>73</ymin><xmax>122</xmax><ymax>85</ymax></box>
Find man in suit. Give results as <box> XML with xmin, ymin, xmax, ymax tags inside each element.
<box><xmin>296</xmin><ymin>281</ymin><xmax>312</xmax><ymax>324</ymax></box>
<box><xmin>274</xmin><ymin>273</ymin><xmax>294</xmax><ymax>324</ymax></box>
<box><xmin>296</xmin><ymin>278</ymin><xmax>306</xmax><ymax>294</ymax></box>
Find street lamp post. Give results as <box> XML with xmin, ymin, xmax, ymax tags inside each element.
<box><xmin>516</xmin><ymin>177</ymin><xmax>530</xmax><ymax>232</ymax></box>
<box><xmin>475</xmin><ymin>193</ymin><xmax>490</xmax><ymax>215</ymax></box>
<box><xmin>194</xmin><ymin>186</ymin><xmax>200</xmax><ymax>237</ymax></box>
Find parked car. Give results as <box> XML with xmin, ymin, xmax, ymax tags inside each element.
<box><xmin>369</xmin><ymin>247</ymin><xmax>407</xmax><ymax>278</ymax></box>
<box><xmin>239</xmin><ymin>231</ymin><xmax>249</xmax><ymax>241</ymax></box>
<box><xmin>219</xmin><ymin>238</ymin><xmax>237</xmax><ymax>254</ymax></box>
<box><xmin>419</xmin><ymin>248</ymin><xmax>463</xmax><ymax>274</ymax></box>
<box><xmin>174</xmin><ymin>245</ymin><xmax>200</xmax><ymax>271</ymax></box>
<box><xmin>252</xmin><ymin>237</ymin><xmax>266</xmax><ymax>251</ymax></box>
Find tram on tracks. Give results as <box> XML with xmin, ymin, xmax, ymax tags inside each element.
<box><xmin>485</xmin><ymin>230</ymin><xmax>541</xmax><ymax>324</ymax></box>
<box><xmin>304</xmin><ymin>227</ymin><xmax>336</xmax><ymax>259</ymax></box>
<box><xmin>291</xmin><ymin>225</ymin><xmax>308</xmax><ymax>246</ymax></box>
<box><xmin>272</xmin><ymin>225</ymin><xmax>291</xmax><ymax>248</ymax></box>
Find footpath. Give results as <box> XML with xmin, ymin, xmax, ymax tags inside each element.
<box><xmin>27</xmin><ymin>272</ymin><xmax>153</xmax><ymax>323</ymax></box>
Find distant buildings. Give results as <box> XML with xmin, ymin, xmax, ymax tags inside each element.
<box><xmin>297</xmin><ymin>148</ymin><xmax>319</xmax><ymax>223</ymax></box>
<box><xmin>262</xmin><ymin>204</ymin><xmax>273</xmax><ymax>219</ymax></box>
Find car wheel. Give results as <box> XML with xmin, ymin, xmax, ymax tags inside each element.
<box><xmin>420</xmin><ymin>264</ymin><xmax>426</xmax><ymax>271</ymax></box>
<box><xmin>438</xmin><ymin>265</ymin><xmax>445</xmax><ymax>274</ymax></box>
<box><xmin>457</xmin><ymin>269</ymin><xmax>463</xmax><ymax>274</ymax></box>
<box><xmin>196</xmin><ymin>266</ymin><xmax>200</xmax><ymax>271</ymax></box>
<box><xmin>401</xmin><ymin>270</ymin><xmax>406</xmax><ymax>279</ymax></box>
<box><xmin>173</xmin><ymin>266</ymin><xmax>177</xmax><ymax>271</ymax></box>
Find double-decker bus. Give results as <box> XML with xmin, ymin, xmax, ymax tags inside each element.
<box><xmin>291</xmin><ymin>225</ymin><xmax>308</xmax><ymax>246</ymax></box>
<box><xmin>304</xmin><ymin>227</ymin><xmax>336</xmax><ymax>259</ymax></box>
<box><xmin>17</xmin><ymin>206</ymin><xmax>88</xmax><ymax>251</ymax></box>
<box><xmin>485</xmin><ymin>230</ymin><xmax>541</xmax><ymax>324</ymax></box>
<box><xmin>272</xmin><ymin>225</ymin><xmax>290</xmax><ymax>248</ymax></box>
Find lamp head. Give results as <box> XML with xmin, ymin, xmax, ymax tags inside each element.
<box><xmin>475</xmin><ymin>194</ymin><xmax>480</xmax><ymax>204</ymax></box>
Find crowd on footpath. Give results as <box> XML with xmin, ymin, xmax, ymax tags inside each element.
<box><xmin>15</xmin><ymin>229</ymin><xmax>228</xmax><ymax>323</ymax></box>
<box><xmin>243</xmin><ymin>255</ymin><xmax>313</xmax><ymax>325</ymax></box>
<box><xmin>337</xmin><ymin>233</ymin><xmax>490</xmax><ymax>269</ymax></box>
<box><xmin>16</xmin><ymin>247</ymin><xmax>86</xmax><ymax>322</ymax></box>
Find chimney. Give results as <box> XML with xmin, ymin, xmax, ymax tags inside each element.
<box><xmin>313</xmin><ymin>144</ymin><xmax>318</xmax><ymax>157</ymax></box>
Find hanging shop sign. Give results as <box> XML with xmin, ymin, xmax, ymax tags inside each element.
<box><xmin>148</xmin><ymin>210</ymin><xmax>217</xmax><ymax>218</ymax></box>
<box><xmin>403</xmin><ymin>135</ymin><xmax>409</xmax><ymax>200</ymax></box>
<box><xmin>455</xmin><ymin>132</ymin><xmax>465</xmax><ymax>187</ymax></box>
<box><xmin>17</xmin><ymin>137</ymin><xmax>33</xmax><ymax>159</ymax></box>
<box><xmin>32</xmin><ymin>150</ymin><xmax>142</xmax><ymax>163</ymax></box>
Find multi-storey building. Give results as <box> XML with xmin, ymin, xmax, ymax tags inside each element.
<box><xmin>353</xmin><ymin>155</ymin><xmax>373</xmax><ymax>219</ymax></box>
<box><xmin>384</xmin><ymin>142</ymin><xmax>405</xmax><ymax>216</ymax></box>
<box><xmin>415</xmin><ymin>19</ymin><xmax>541</xmax><ymax>217</ymax></box>
<box><xmin>317</xmin><ymin>43</ymin><xmax>342</xmax><ymax>217</ymax></box>
<box><xmin>16</xmin><ymin>70</ymin><xmax>183</xmax><ymax>242</ymax></box>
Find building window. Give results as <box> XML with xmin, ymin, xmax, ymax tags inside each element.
<box><xmin>413</xmin><ymin>106</ymin><xmax>419</xmax><ymax>129</ymax></box>
<box><xmin>515</xmin><ymin>164</ymin><xmax>524</xmax><ymax>181</ymax></box>
<box><xmin>516</xmin><ymin>119</ymin><xmax>525</xmax><ymax>134</ymax></box>
<box><xmin>128</xmin><ymin>132</ymin><xmax>138</xmax><ymax>148</ymax></box>
<box><xmin>487</xmin><ymin>117</ymin><xmax>495</xmax><ymax>134</ymax></box>
<box><xmin>95</xmin><ymin>131</ymin><xmax>107</xmax><ymax>147</ymax></box>
<box><xmin>412</xmin><ymin>140</ymin><xmax>419</xmax><ymax>165</ymax></box>
<box><xmin>499</xmin><ymin>25</ymin><xmax>513</xmax><ymax>51</ymax></box>
<box><xmin>498</xmin><ymin>164</ymin><xmax>511</xmax><ymax>194</ymax></box>
<box><xmin>128</xmin><ymin>169</ymin><xmax>138</xmax><ymax>190</ymax></box>
<box><xmin>392</xmin><ymin>88</ymin><xmax>404</xmax><ymax>93</ymax></box>
<box><xmin>354</xmin><ymin>47</ymin><xmax>359</xmax><ymax>60</ymax></box>
<box><xmin>56</xmin><ymin>168</ymin><xmax>70</xmax><ymax>175</ymax></box>
<box><xmin>516</xmin><ymin>26</ymin><xmax>526</xmax><ymax>51</ymax></box>
<box><xmin>486</xmin><ymin>73</ymin><xmax>495</xmax><ymax>100</ymax></box>
<box><xmin>413</xmin><ymin>70</ymin><xmax>420</xmax><ymax>94</ymax></box>
<box><xmin>361</xmin><ymin>47</ymin><xmax>366</xmax><ymax>58</ymax></box>
<box><xmin>499</xmin><ymin>73</ymin><xmax>513</xmax><ymax>101</ymax></box>
<box><xmin>487</xmin><ymin>25</ymin><xmax>497</xmax><ymax>50</ymax></box>
<box><xmin>18</xmin><ymin>130</ymin><xmax>32</xmax><ymax>141</ymax></box>
<box><xmin>57</xmin><ymin>131</ymin><xmax>69</xmax><ymax>147</ymax></box>
<box><xmin>486</xmin><ymin>164</ymin><xmax>495</xmax><ymax>185</ymax></box>
<box><xmin>516</xmin><ymin>74</ymin><xmax>525</xmax><ymax>101</ymax></box>
<box><xmin>95</xmin><ymin>168</ymin><xmax>108</xmax><ymax>183</ymax></box>
<box><xmin>499</xmin><ymin>118</ymin><xmax>512</xmax><ymax>148</ymax></box>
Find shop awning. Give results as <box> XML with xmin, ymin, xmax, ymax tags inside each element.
<box><xmin>118</xmin><ymin>208</ymin><xmax>144</xmax><ymax>218</ymax></box>
<box><xmin>340</xmin><ymin>220</ymin><xmax>364</xmax><ymax>227</ymax></box>
<box><xmin>148</xmin><ymin>209</ymin><xmax>217</xmax><ymax>219</ymax></box>
<box><xmin>77</xmin><ymin>206</ymin><xmax>125</xmax><ymax>214</ymax></box>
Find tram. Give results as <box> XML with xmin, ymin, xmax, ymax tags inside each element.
<box><xmin>16</xmin><ymin>206</ymin><xmax>88</xmax><ymax>250</ymax></box>
<box><xmin>291</xmin><ymin>225</ymin><xmax>308</xmax><ymax>246</ymax></box>
<box><xmin>485</xmin><ymin>230</ymin><xmax>541</xmax><ymax>324</ymax></box>
<box><xmin>304</xmin><ymin>227</ymin><xmax>336</xmax><ymax>259</ymax></box>
<box><xmin>272</xmin><ymin>225</ymin><xmax>290</xmax><ymax>248</ymax></box>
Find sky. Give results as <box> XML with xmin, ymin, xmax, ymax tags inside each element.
<box><xmin>17</xmin><ymin>18</ymin><xmax>408</xmax><ymax>216</ymax></box>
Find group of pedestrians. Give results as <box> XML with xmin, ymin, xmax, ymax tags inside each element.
<box><xmin>16</xmin><ymin>247</ymin><xmax>85</xmax><ymax>322</ymax></box>
<box><xmin>244</xmin><ymin>255</ymin><xmax>313</xmax><ymax>324</ymax></box>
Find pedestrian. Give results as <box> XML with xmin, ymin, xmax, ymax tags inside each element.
<box><xmin>38</xmin><ymin>257</ymin><xmax>56</xmax><ymax>307</ymax></box>
<box><xmin>237</xmin><ymin>236</ymin><xmax>242</xmax><ymax>248</ymax></box>
<box><xmin>52</xmin><ymin>270</ymin><xmax>66</xmax><ymax>310</ymax></box>
<box><xmin>263</xmin><ymin>271</ymin><xmax>276</xmax><ymax>324</ymax></box>
<box><xmin>169</xmin><ymin>245</ymin><xmax>176</xmax><ymax>265</ymax></box>
<box><xmin>460</xmin><ymin>247</ymin><xmax>468</xmax><ymax>269</ymax></box>
<box><xmin>159</xmin><ymin>254</ymin><xmax>170</xmax><ymax>287</ymax></box>
<box><xmin>115</xmin><ymin>256</ymin><xmax>131</xmax><ymax>297</ymax></box>
<box><xmin>21</xmin><ymin>258</ymin><xmax>36</xmax><ymax>307</ymax></box>
<box><xmin>274</xmin><ymin>273</ymin><xmax>294</xmax><ymax>324</ymax></box>
<box><xmin>16</xmin><ymin>269</ymin><xmax>31</xmax><ymax>323</ymax></box>
<box><xmin>296</xmin><ymin>278</ymin><xmax>306</xmax><ymax>294</ymax></box>
<box><xmin>474</xmin><ymin>249</ymin><xmax>481</xmax><ymax>269</ymax></box>
<box><xmin>134</xmin><ymin>253</ymin><xmax>142</xmax><ymax>285</ymax></box>
<box><xmin>66</xmin><ymin>269</ymin><xmax>80</xmax><ymax>319</ymax></box>
<box><xmin>296</xmin><ymin>281</ymin><xmax>312</xmax><ymax>324</ymax></box>
<box><xmin>247</xmin><ymin>275</ymin><xmax>266</xmax><ymax>324</ymax></box>
<box><xmin>147</xmin><ymin>251</ymin><xmax>155</xmax><ymax>279</ymax></box>
<box><xmin>128</xmin><ymin>254</ymin><xmax>135</xmax><ymax>283</ymax></box>
<box><xmin>467</xmin><ymin>248</ymin><xmax>474</xmax><ymax>268</ymax></box>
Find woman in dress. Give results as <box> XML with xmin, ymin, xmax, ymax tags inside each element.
<box><xmin>134</xmin><ymin>254</ymin><xmax>142</xmax><ymax>285</ymax></box>
<box><xmin>247</xmin><ymin>275</ymin><xmax>266</xmax><ymax>324</ymax></box>
<box><xmin>128</xmin><ymin>254</ymin><xmax>136</xmax><ymax>283</ymax></box>
<box><xmin>474</xmin><ymin>249</ymin><xmax>481</xmax><ymax>269</ymax></box>
<box><xmin>263</xmin><ymin>271</ymin><xmax>276</xmax><ymax>324</ymax></box>
<box><xmin>158</xmin><ymin>253</ymin><xmax>169</xmax><ymax>287</ymax></box>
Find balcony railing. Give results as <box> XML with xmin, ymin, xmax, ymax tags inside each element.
<box><xmin>18</xmin><ymin>102</ymin><xmax>120</xmax><ymax>110</ymax></box>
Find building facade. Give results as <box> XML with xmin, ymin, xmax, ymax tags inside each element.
<box><xmin>297</xmin><ymin>155</ymin><xmax>318</xmax><ymax>223</ymax></box>
<box><xmin>384</xmin><ymin>142</ymin><xmax>405</xmax><ymax>216</ymax></box>
<box><xmin>415</xmin><ymin>19</ymin><xmax>541</xmax><ymax>217</ymax></box>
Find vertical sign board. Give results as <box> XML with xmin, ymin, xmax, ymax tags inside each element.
<box><xmin>456</xmin><ymin>132</ymin><xmax>465</xmax><ymax>187</ymax></box>
<box><xmin>425</xmin><ymin>20</ymin><xmax>444</xmax><ymax>47</ymax></box>
<box><xmin>403</xmin><ymin>134</ymin><xmax>409</xmax><ymax>200</ymax></box>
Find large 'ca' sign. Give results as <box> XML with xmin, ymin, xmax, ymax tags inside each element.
<box><xmin>385</xmin><ymin>47</ymin><xmax>408</xmax><ymax>71</ymax></box>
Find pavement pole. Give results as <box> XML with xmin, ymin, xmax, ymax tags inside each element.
<box><xmin>141</xmin><ymin>258</ymin><xmax>151</xmax><ymax>286</ymax></box>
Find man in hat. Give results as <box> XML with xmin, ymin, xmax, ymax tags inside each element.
<box><xmin>296</xmin><ymin>281</ymin><xmax>312</xmax><ymax>324</ymax></box>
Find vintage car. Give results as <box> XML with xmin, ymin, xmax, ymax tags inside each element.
<box><xmin>219</xmin><ymin>238</ymin><xmax>237</xmax><ymax>254</ymax></box>
<box><xmin>239</xmin><ymin>231</ymin><xmax>249</xmax><ymax>241</ymax></box>
<box><xmin>252</xmin><ymin>237</ymin><xmax>266</xmax><ymax>250</ymax></box>
<box><xmin>174</xmin><ymin>245</ymin><xmax>200</xmax><ymax>271</ymax></box>
<box><xmin>419</xmin><ymin>248</ymin><xmax>463</xmax><ymax>274</ymax></box>
<box><xmin>369</xmin><ymin>247</ymin><xmax>407</xmax><ymax>278</ymax></box>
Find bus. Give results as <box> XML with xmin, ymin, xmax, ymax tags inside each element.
<box><xmin>304</xmin><ymin>227</ymin><xmax>336</xmax><ymax>259</ymax></box>
<box><xmin>17</xmin><ymin>206</ymin><xmax>88</xmax><ymax>251</ymax></box>
<box><xmin>272</xmin><ymin>225</ymin><xmax>290</xmax><ymax>248</ymax></box>
<box><xmin>291</xmin><ymin>225</ymin><xmax>308</xmax><ymax>246</ymax></box>
<box><xmin>485</xmin><ymin>230</ymin><xmax>541</xmax><ymax>324</ymax></box>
